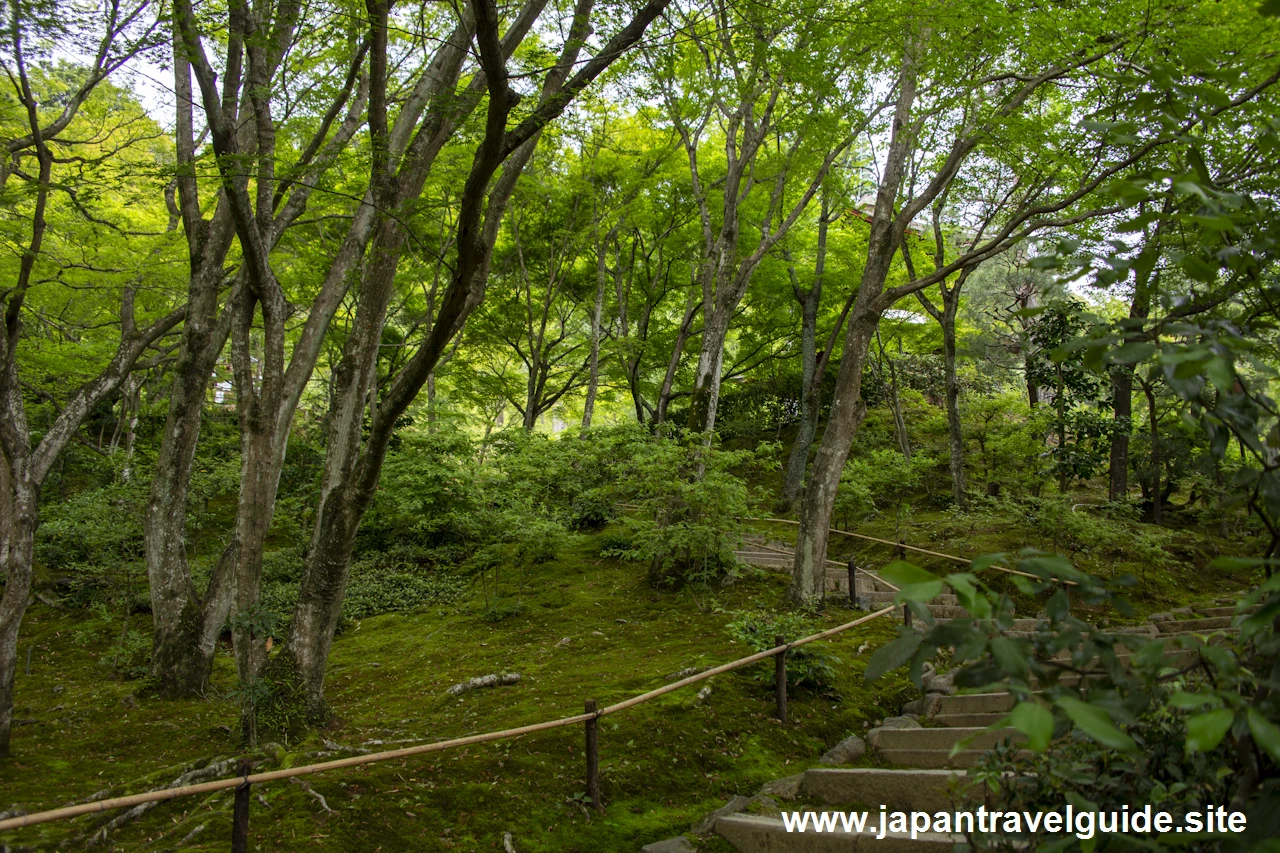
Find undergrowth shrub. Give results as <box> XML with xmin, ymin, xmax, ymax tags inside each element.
<box><xmin>832</xmin><ymin>447</ymin><xmax>936</xmax><ymax>530</ymax></box>
<box><xmin>725</xmin><ymin>609</ymin><xmax>841</xmax><ymax>692</ymax></box>
<box><xmin>607</xmin><ymin>429</ymin><xmax>773</xmax><ymax>591</ymax></box>
<box><xmin>864</xmin><ymin>551</ymin><xmax>1279</xmax><ymax>853</ymax></box>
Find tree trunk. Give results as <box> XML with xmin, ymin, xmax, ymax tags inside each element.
<box><xmin>940</xmin><ymin>298</ymin><xmax>966</xmax><ymax>506</ymax></box>
<box><xmin>145</xmin><ymin>261</ymin><xmax>237</xmax><ymax>697</ymax></box>
<box><xmin>0</xmin><ymin>475</ymin><xmax>37</xmax><ymax>756</ymax></box>
<box><xmin>655</xmin><ymin>290</ymin><xmax>699</xmax><ymax>424</ymax></box>
<box><xmin>781</xmin><ymin>201</ymin><xmax>832</xmax><ymax>504</ymax></box>
<box><xmin>272</xmin><ymin>0</ymin><xmax>645</xmax><ymax>721</ymax></box>
<box><xmin>581</xmin><ymin>232</ymin><xmax>610</xmax><ymax>431</ymax></box>
<box><xmin>1056</xmin><ymin>363</ymin><xmax>1068</xmax><ymax>493</ymax></box>
<box><xmin>790</xmin><ymin>35</ymin><xmax>919</xmax><ymax>602</ymax></box>
<box><xmin>687</xmin><ymin>307</ymin><xmax>728</xmax><ymax>434</ymax></box>
<box><xmin>1108</xmin><ymin>366</ymin><xmax>1134</xmax><ymax>501</ymax></box>
<box><xmin>886</xmin><ymin>351</ymin><xmax>911</xmax><ymax>460</ymax></box>
<box><xmin>1143</xmin><ymin>378</ymin><xmax>1161</xmax><ymax>524</ymax></box>
<box><xmin>791</xmin><ymin>312</ymin><xmax>876</xmax><ymax>601</ymax></box>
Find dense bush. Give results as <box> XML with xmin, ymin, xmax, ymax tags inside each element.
<box><xmin>962</xmin><ymin>391</ymin><xmax>1054</xmax><ymax>497</ymax></box>
<box><xmin>865</xmin><ymin>553</ymin><xmax>1279</xmax><ymax>852</ymax></box>
<box><xmin>831</xmin><ymin>447</ymin><xmax>937</xmax><ymax>530</ymax></box>
<box><xmin>725</xmin><ymin>608</ymin><xmax>841</xmax><ymax>691</ymax></box>
<box><xmin>607</xmin><ymin>429</ymin><xmax>772</xmax><ymax>590</ymax></box>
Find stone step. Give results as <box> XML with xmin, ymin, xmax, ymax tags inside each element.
<box><xmin>876</xmin><ymin>727</ymin><xmax>1024</xmax><ymax>751</ymax></box>
<box><xmin>1155</xmin><ymin>616</ymin><xmax>1233</xmax><ymax>633</ymax></box>
<box><xmin>932</xmin><ymin>712</ymin><xmax>1008</xmax><ymax>728</ymax></box>
<box><xmin>880</xmin><ymin>748</ymin><xmax>1033</xmax><ymax>769</ymax></box>
<box><xmin>1159</xmin><ymin>628</ymin><xmax>1238</xmax><ymax>641</ymax></box>
<box><xmin>735</xmin><ymin>551</ymin><xmax>792</xmax><ymax>567</ymax></box>
<box><xmin>864</xmin><ymin>591</ymin><xmax>959</xmax><ymax>606</ymax></box>
<box><xmin>1188</xmin><ymin>605</ymin><xmax>1257</xmax><ymax>619</ymax></box>
<box><xmin>800</xmin><ymin>769</ymin><xmax>970</xmax><ymax>813</ymax></box>
<box><xmin>716</xmin><ymin>813</ymin><xmax>962</xmax><ymax>852</ymax></box>
<box><xmin>933</xmin><ymin>693</ymin><xmax>1015</xmax><ymax>716</ymax></box>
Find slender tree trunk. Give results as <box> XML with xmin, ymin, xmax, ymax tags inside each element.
<box><xmin>781</xmin><ymin>198</ymin><xmax>833</xmax><ymax>504</ymax></box>
<box><xmin>791</xmin><ymin>312</ymin><xmax>876</xmax><ymax>600</ymax></box>
<box><xmin>146</xmin><ymin>263</ymin><xmax>237</xmax><ymax>696</ymax></box>
<box><xmin>581</xmin><ymin>237</ymin><xmax>609</xmax><ymax>431</ymax></box>
<box><xmin>655</xmin><ymin>290</ymin><xmax>699</xmax><ymax>424</ymax></box>
<box><xmin>273</xmin><ymin>0</ymin><xmax>669</xmax><ymax>719</ymax></box>
<box><xmin>1143</xmin><ymin>378</ymin><xmax>1161</xmax><ymax>524</ymax></box>
<box><xmin>1108</xmin><ymin>366</ymin><xmax>1134</xmax><ymax>501</ymax></box>
<box><xmin>886</xmin><ymin>350</ymin><xmax>911</xmax><ymax>460</ymax></box>
<box><xmin>426</xmin><ymin>372</ymin><xmax>437</xmax><ymax>429</ymax></box>
<box><xmin>687</xmin><ymin>307</ymin><xmax>728</xmax><ymax>434</ymax></box>
<box><xmin>790</xmin><ymin>35</ymin><xmax>919</xmax><ymax>602</ymax></box>
<box><xmin>0</xmin><ymin>474</ymin><xmax>36</xmax><ymax>755</ymax></box>
<box><xmin>1056</xmin><ymin>363</ymin><xmax>1068</xmax><ymax>493</ymax></box>
<box><xmin>782</xmin><ymin>282</ymin><xmax>821</xmax><ymax>502</ymax></box>
<box><xmin>940</xmin><ymin>298</ymin><xmax>966</xmax><ymax>506</ymax></box>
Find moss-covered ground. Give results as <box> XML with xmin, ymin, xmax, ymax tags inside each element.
<box><xmin>1</xmin><ymin>464</ymin><xmax>1260</xmax><ymax>851</ymax></box>
<box><xmin>1</xmin><ymin>531</ymin><xmax>910</xmax><ymax>852</ymax></box>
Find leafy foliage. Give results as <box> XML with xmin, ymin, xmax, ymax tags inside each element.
<box><xmin>608</xmin><ymin>429</ymin><xmax>772</xmax><ymax>589</ymax></box>
<box><xmin>724</xmin><ymin>608</ymin><xmax>841</xmax><ymax>691</ymax></box>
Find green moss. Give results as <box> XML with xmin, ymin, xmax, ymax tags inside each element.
<box><xmin>1</xmin><ymin>488</ymin><xmax>1254</xmax><ymax>851</ymax></box>
<box><xmin>1</xmin><ymin>532</ymin><xmax>906</xmax><ymax>851</ymax></box>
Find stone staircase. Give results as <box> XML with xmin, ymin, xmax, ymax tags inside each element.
<box><xmin>641</xmin><ymin>590</ymin><xmax>1257</xmax><ymax>852</ymax></box>
<box><xmin>734</xmin><ymin>539</ymin><xmax>980</xmax><ymax>622</ymax></box>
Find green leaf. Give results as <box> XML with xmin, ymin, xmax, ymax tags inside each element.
<box><xmin>1045</xmin><ymin>588</ymin><xmax>1070</xmax><ymax>622</ymax></box>
<box><xmin>864</xmin><ymin>633</ymin><xmax>921</xmax><ymax>682</ymax></box>
<box><xmin>1168</xmin><ymin>691</ymin><xmax>1216</xmax><ymax>710</ymax></box>
<box><xmin>991</xmin><ymin>637</ymin><xmax>1030</xmax><ymax>678</ymax></box>
<box><xmin>1132</xmin><ymin>639</ymin><xmax>1168</xmax><ymax>669</ymax></box>
<box><xmin>1009</xmin><ymin>701</ymin><xmax>1054</xmax><ymax>751</ymax></box>
<box><xmin>1057</xmin><ymin>696</ymin><xmax>1137</xmax><ymax>752</ymax></box>
<box><xmin>1185</xmin><ymin>708</ymin><xmax>1235</xmax><ymax>753</ymax></box>
<box><xmin>880</xmin><ymin>561</ymin><xmax>940</xmax><ymax>588</ymax></box>
<box><xmin>970</xmin><ymin>553</ymin><xmax>1007</xmax><ymax>573</ymax></box>
<box><xmin>1110</xmin><ymin>342</ymin><xmax>1156</xmax><ymax>365</ymax></box>
<box><xmin>881</xmin><ymin>562</ymin><xmax>944</xmax><ymax>603</ymax></box>
<box><xmin>1247</xmin><ymin>709</ymin><xmax>1280</xmax><ymax>762</ymax></box>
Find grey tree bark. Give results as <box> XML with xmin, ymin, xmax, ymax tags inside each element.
<box><xmin>789</xmin><ymin>27</ymin><xmax>1140</xmax><ymax>600</ymax></box>
<box><xmin>278</xmin><ymin>0</ymin><xmax>673</xmax><ymax>721</ymax></box>
<box><xmin>1</xmin><ymin>8</ymin><xmax>185</xmax><ymax>752</ymax></box>
<box><xmin>780</xmin><ymin>197</ymin><xmax>836</xmax><ymax>504</ymax></box>
<box><xmin>149</xmin><ymin>2</ymin><xmax>373</xmax><ymax>695</ymax></box>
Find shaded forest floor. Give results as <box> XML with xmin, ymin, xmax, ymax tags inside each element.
<box><xmin>2</xmin><ymin>532</ymin><xmax>909</xmax><ymax>852</ymax></box>
<box><xmin>1</xmin><ymin>460</ymin><xmax>1262</xmax><ymax>851</ymax></box>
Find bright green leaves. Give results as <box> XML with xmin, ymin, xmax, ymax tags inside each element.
<box><xmin>864</xmin><ymin>633</ymin><xmax>921</xmax><ymax>683</ymax></box>
<box><xmin>881</xmin><ymin>561</ymin><xmax>943</xmax><ymax>604</ymax></box>
<box><xmin>1185</xmin><ymin>708</ymin><xmax>1235</xmax><ymax>754</ymax></box>
<box><xmin>945</xmin><ymin>572</ymin><xmax>991</xmax><ymax>620</ymax></box>
<box><xmin>1056</xmin><ymin>696</ymin><xmax>1137</xmax><ymax>753</ymax></box>
<box><xmin>1247</xmin><ymin>709</ymin><xmax>1280</xmax><ymax>762</ymax></box>
<box><xmin>1009</xmin><ymin>701</ymin><xmax>1055</xmax><ymax>751</ymax></box>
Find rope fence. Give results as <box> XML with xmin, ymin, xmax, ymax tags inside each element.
<box><xmin>0</xmin><ymin>604</ymin><xmax>897</xmax><ymax>838</ymax></box>
<box><xmin>738</xmin><ymin>515</ymin><xmax>1077</xmax><ymax>587</ymax></box>
<box><xmin>1</xmin><ymin>510</ymin><xmax>1068</xmax><ymax>843</ymax></box>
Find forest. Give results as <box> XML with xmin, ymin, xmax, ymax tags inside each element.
<box><xmin>2</xmin><ymin>0</ymin><xmax>1280</xmax><ymax>849</ymax></box>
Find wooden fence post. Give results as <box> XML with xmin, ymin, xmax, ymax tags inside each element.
<box><xmin>584</xmin><ymin>699</ymin><xmax>601</xmax><ymax>810</ymax></box>
<box><xmin>231</xmin><ymin>759</ymin><xmax>251</xmax><ymax>853</ymax></box>
<box><xmin>896</xmin><ymin>540</ymin><xmax>905</xmax><ymax>560</ymax></box>
<box><xmin>903</xmin><ymin>604</ymin><xmax>912</xmax><ymax>628</ymax></box>
<box><xmin>846</xmin><ymin>558</ymin><xmax>857</xmax><ymax>607</ymax></box>
<box><xmin>774</xmin><ymin>635</ymin><xmax>788</xmax><ymax>724</ymax></box>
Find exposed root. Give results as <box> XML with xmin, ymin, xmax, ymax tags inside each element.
<box><xmin>289</xmin><ymin>777</ymin><xmax>333</xmax><ymax>813</ymax></box>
